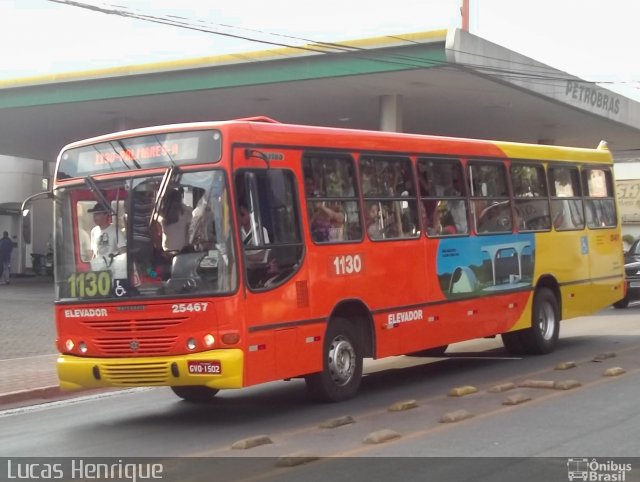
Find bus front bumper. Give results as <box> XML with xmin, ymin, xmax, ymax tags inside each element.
<box><xmin>57</xmin><ymin>349</ymin><xmax>244</xmax><ymax>391</ymax></box>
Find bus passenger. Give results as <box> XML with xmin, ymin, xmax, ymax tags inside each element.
<box><xmin>366</xmin><ymin>202</ymin><xmax>383</xmax><ymax>239</ymax></box>
<box><xmin>449</xmin><ymin>200</ymin><xmax>467</xmax><ymax>233</ymax></box>
<box><xmin>437</xmin><ymin>208</ymin><xmax>457</xmax><ymax>235</ymax></box>
<box><xmin>422</xmin><ymin>200</ymin><xmax>439</xmax><ymax>235</ymax></box>
<box><xmin>189</xmin><ymin>193</ymin><xmax>216</xmax><ymax>252</ymax></box>
<box><xmin>325</xmin><ymin>164</ymin><xmax>346</xmax><ymax>197</ymax></box>
<box><xmin>305</xmin><ymin>177</ymin><xmax>321</xmax><ymax>198</ymax></box>
<box><xmin>158</xmin><ymin>189</ymin><xmax>192</xmax><ymax>253</ymax></box>
<box><xmin>361</xmin><ymin>162</ymin><xmax>375</xmax><ymax>195</ymax></box>
<box><xmin>310</xmin><ymin>202</ymin><xmax>345</xmax><ymax>242</ymax></box>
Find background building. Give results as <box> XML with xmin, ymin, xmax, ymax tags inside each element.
<box><xmin>2</xmin><ymin>28</ymin><xmax>640</xmax><ymax>272</ymax></box>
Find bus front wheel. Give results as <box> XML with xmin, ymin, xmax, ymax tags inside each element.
<box><xmin>501</xmin><ymin>288</ymin><xmax>559</xmax><ymax>355</ymax></box>
<box><xmin>305</xmin><ymin>319</ymin><xmax>363</xmax><ymax>402</ymax></box>
<box><xmin>170</xmin><ymin>385</ymin><xmax>219</xmax><ymax>402</ymax></box>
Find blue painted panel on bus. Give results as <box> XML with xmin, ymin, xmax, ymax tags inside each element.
<box><xmin>436</xmin><ymin>233</ymin><xmax>536</xmax><ymax>298</ymax></box>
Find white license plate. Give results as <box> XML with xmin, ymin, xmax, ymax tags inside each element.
<box><xmin>187</xmin><ymin>360</ymin><xmax>221</xmax><ymax>375</ymax></box>
<box><xmin>630</xmin><ymin>282</ymin><xmax>640</xmax><ymax>288</ymax></box>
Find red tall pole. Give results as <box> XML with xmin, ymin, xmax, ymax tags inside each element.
<box><xmin>461</xmin><ymin>0</ymin><xmax>470</xmax><ymax>31</ymax></box>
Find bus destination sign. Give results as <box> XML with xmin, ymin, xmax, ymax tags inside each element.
<box><xmin>91</xmin><ymin>140</ymin><xmax>184</xmax><ymax>166</ymax></box>
<box><xmin>57</xmin><ymin>130</ymin><xmax>221</xmax><ymax>180</ymax></box>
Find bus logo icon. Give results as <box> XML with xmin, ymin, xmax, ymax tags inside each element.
<box><xmin>580</xmin><ymin>236</ymin><xmax>589</xmax><ymax>255</ymax></box>
<box><xmin>567</xmin><ymin>458</ymin><xmax>589</xmax><ymax>481</ymax></box>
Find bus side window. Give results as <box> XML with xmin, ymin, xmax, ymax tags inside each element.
<box><xmin>582</xmin><ymin>168</ymin><xmax>617</xmax><ymax>228</ymax></box>
<box><xmin>469</xmin><ymin>162</ymin><xmax>510</xmax><ymax>234</ymax></box>
<box><xmin>303</xmin><ymin>153</ymin><xmax>362</xmax><ymax>243</ymax></box>
<box><xmin>510</xmin><ymin>163</ymin><xmax>551</xmax><ymax>231</ymax></box>
<box><xmin>235</xmin><ymin>168</ymin><xmax>303</xmax><ymax>290</ymax></box>
<box><xmin>549</xmin><ymin>166</ymin><xmax>584</xmax><ymax>230</ymax></box>
<box><xmin>360</xmin><ymin>155</ymin><xmax>419</xmax><ymax>240</ymax></box>
<box><xmin>417</xmin><ymin>158</ymin><xmax>468</xmax><ymax>237</ymax></box>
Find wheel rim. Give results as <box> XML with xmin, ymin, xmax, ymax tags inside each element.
<box><xmin>327</xmin><ymin>335</ymin><xmax>356</xmax><ymax>386</ymax></box>
<box><xmin>537</xmin><ymin>301</ymin><xmax>556</xmax><ymax>340</ymax></box>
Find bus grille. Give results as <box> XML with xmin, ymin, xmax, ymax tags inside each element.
<box><xmin>94</xmin><ymin>336</ymin><xmax>178</xmax><ymax>355</ymax></box>
<box><xmin>101</xmin><ymin>361</ymin><xmax>171</xmax><ymax>386</ymax></box>
<box><xmin>82</xmin><ymin>317</ymin><xmax>186</xmax><ymax>333</ymax></box>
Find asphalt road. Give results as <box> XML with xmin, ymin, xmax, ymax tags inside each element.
<box><xmin>2</xmin><ymin>284</ymin><xmax>639</xmax><ymax>482</ymax></box>
<box><xmin>2</xmin><ymin>309</ymin><xmax>640</xmax><ymax>470</ymax></box>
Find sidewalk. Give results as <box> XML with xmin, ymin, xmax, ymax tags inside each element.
<box><xmin>0</xmin><ymin>355</ymin><xmax>62</xmax><ymax>405</ymax></box>
<box><xmin>0</xmin><ymin>275</ymin><xmax>67</xmax><ymax>406</ymax></box>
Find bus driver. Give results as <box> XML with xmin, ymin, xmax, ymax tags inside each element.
<box><xmin>88</xmin><ymin>203</ymin><xmax>126</xmax><ymax>260</ymax></box>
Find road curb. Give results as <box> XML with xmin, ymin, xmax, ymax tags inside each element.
<box><xmin>0</xmin><ymin>386</ymin><xmax>63</xmax><ymax>406</ymax></box>
<box><xmin>0</xmin><ymin>386</ymin><xmax>111</xmax><ymax>407</ymax></box>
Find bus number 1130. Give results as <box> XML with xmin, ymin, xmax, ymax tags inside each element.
<box><xmin>332</xmin><ymin>254</ymin><xmax>363</xmax><ymax>276</ymax></box>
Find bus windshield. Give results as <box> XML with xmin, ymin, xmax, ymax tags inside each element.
<box><xmin>54</xmin><ymin>169</ymin><xmax>237</xmax><ymax>301</ymax></box>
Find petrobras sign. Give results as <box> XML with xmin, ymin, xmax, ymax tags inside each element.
<box><xmin>565</xmin><ymin>81</ymin><xmax>621</xmax><ymax>116</ymax></box>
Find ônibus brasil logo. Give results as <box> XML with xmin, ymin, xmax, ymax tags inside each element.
<box><xmin>567</xmin><ymin>458</ymin><xmax>632</xmax><ymax>481</ymax></box>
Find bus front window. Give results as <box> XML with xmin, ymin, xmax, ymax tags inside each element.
<box><xmin>54</xmin><ymin>169</ymin><xmax>237</xmax><ymax>301</ymax></box>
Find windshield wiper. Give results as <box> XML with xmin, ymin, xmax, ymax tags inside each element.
<box><xmin>154</xmin><ymin>135</ymin><xmax>177</xmax><ymax>168</ymax></box>
<box><xmin>84</xmin><ymin>175</ymin><xmax>116</xmax><ymax>216</ymax></box>
<box><xmin>114</xmin><ymin>140</ymin><xmax>142</xmax><ymax>170</ymax></box>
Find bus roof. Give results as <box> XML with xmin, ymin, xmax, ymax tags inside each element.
<box><xmin>59</xmin><ymin>117</ymin><xmax>613</xmax><ymax>165</ymax></box>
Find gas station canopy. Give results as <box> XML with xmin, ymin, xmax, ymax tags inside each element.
<box><xmin>1</xmin><ymin>29</ymin><xmax>639</xmax><ymax>163</ymax></box>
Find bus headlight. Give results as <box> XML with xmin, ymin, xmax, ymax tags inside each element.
<box><xmin>65</xmin><ymin>339</ymin><xmax>75</xmax><ymax>351</ymax></box>
<box><xmin>203</xmin><ymin>334</ymin><xmax>215</xmax><ymax>347</ymax></box>
<box><xmin>78</xmin><ymin>342</ymin><xmax>88</xmax><ymax>354</ymax></box>
<box><xmin>186</xmin><ymin>338</ymin><xmax>197</xmax><ymax>350</ymax></box>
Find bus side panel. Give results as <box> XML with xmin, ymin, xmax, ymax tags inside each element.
<box><xmin>429</xmin><ymin>234</ymin><xmax>533</xmax><ymax>336</ymax></box>
<box><xmin>368</xmin><ymin>231</ymin><xmax>539</xmax><ymax>358</ymax></box>
<box><xmin>243</xmin><ymin>330</ymin><xmax>276</xmax><ymax>387</ymax></box>
<box><xmin>524</xmin><ymin>231</ymin><xmax>592</xmax><ymax>324</ymax></box>
<box><xmin>306</xmin><ymin>239</ymin><xmax>427</xmax><ymax>360</ymax></box>
<box><xmin>243</xmin><ymin>263</ymin><xmax>326</xmax><ymax>385</ymax></box>
<box><xmin>531</xmin><ymin>229</ymin><xmax>622</xmax><ymax>323</ymax></box>
<box><xmin>587</xmin><ymin>229</ymin><xmax>625</xmax><ymax>312</ymax></box>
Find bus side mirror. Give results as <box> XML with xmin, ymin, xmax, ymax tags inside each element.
<box><xmin>21</xmin><ymin>190</ymin><xmax>54</xmax><ymax>216</ymax></box>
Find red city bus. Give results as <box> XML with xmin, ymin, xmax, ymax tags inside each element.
<box><xmin>49</xmin><ymin>117</ymin><xmax>623</xmax><ymax>402</ymax></box>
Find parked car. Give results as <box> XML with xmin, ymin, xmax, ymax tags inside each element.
<box><xmin>614</xmin><ymin>239</ymin><xmax>640</xmax><ymax>308</ymax></box>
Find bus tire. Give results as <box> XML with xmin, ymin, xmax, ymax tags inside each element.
<box><xmin>305</xmin><ymin>319</ymin><xmax>363</xmax><ymax>402</ymax></box>
<box><xmin>406</xmin><ymin>345</ymin><xmax>449</xmax><ymax>357</ymax></box>
<box><xmin>501</xmin><ymin>331</ymin><xmax>527</xmax><ymax>355</ymax></box>
<box><xmin>520</xmin><ymin>288</ymin><xmax>560</xmax><ymax>354</ymax></box>
<box><xmin>170</xmin><ymin>386</ymin><xmax>219</xmax><ymax>402</ymax></box>
<box><xmin>613</xmin><ymin>296</ymin><xmax>629</xmax><ymax>309</ymax></box>
<box><xmin>501</xmin><ymin>288</ymin><xmax>560</xmax><ymax>355</ymax></box>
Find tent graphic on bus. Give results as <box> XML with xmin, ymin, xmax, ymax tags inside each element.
<box><xmin>436</xmin><ymin>233</ymin><xmax>535</xmax><ymax>298</ymax></box>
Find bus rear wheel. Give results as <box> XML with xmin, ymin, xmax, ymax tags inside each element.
<box><xmin>501</xmin><ymin>288</ymin><xmax>559</xmax><ymax>355</ymax></box>
<box><xmin>170</xmin><ymin>386</ymin><xmax>219</xmax><ymax>402</ymax></box>
<box><xmin>613</xmin><ymin>295</ymin><xmax>629</xmax><ymax>309</ymax></box>
<box><xmin>305</xmin><ymin>319</ymin><xmax>363</xmax><ymax>402</ymax></box>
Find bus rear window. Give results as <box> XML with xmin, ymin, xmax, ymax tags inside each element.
<box><xmin>582</xmin><ymin>168</ymin><xmax>616</xmax><ymax>228</ymax></box>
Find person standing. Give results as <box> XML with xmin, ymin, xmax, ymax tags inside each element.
<box><xmin>0</xmin><ymin>231</ymin><xmax>13</xmax><ymax>285</ymax></box>
<box><xmin>157</xmin><ymin>189</ymin><xmax>192</xmax><ymax>253</ymax></box>
<box><xmin>88</xmin><ymin>203</ymin><xmax>126</xmax><ymax>261</ymax></box>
